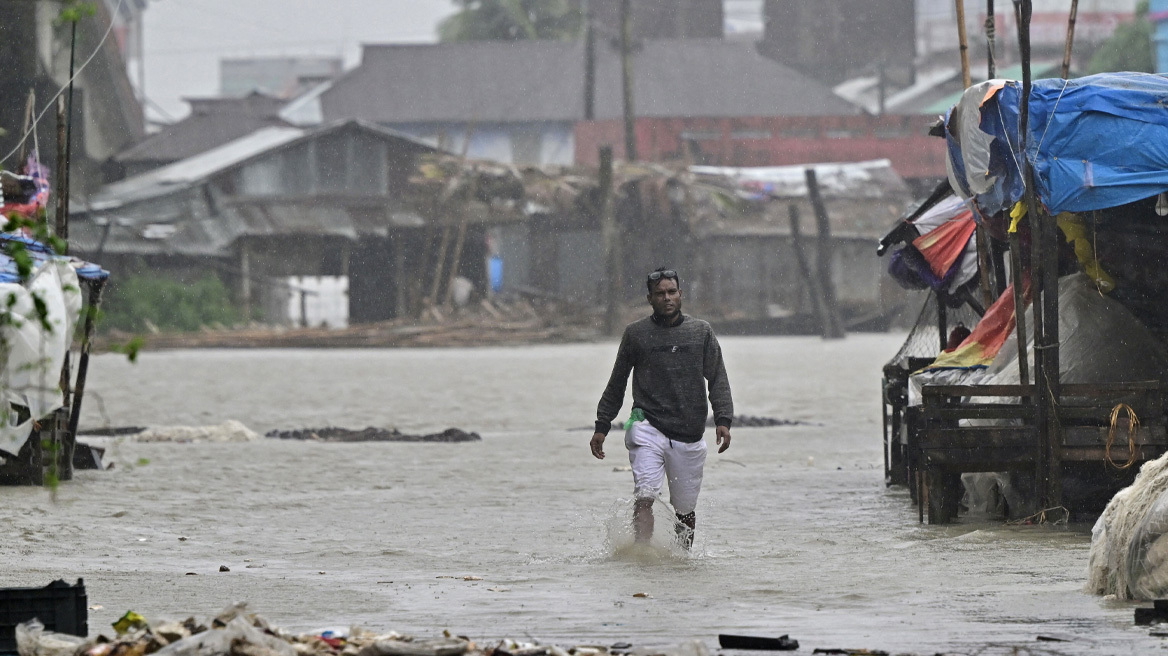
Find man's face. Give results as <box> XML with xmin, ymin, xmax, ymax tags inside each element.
<box><xmin>648</xmin><ymin>277</ymin><xmax>682</xmax><ymax>318</ymax></box>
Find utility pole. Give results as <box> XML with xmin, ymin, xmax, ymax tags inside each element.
<box><xmin>583</xmin><ymin>0</ymin><xmax>595</xmax><ymax>120</ymax></box>
<box><xmin>620</xmin><ymin>0</ymin><xmax>637</xmax><ymax>161</ymax></box>
<box><xmin>599</xmin><ymin>146</ymin><xmax>622</xmax><ymax>335</ymax></box>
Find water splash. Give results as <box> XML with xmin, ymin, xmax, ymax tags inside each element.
<box><xmin>602</xmin><ymin>497</ymin><xmax>692</xmax><ymax>563</ymax></box>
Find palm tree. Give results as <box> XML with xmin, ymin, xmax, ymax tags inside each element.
<box><xmin>438</xmin><ymin>0</ymin><xmax>583</xmax><ymax>42</ymax></box>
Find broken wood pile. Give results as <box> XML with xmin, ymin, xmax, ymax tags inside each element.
<box><xmin>95</xmin><ymin>297</ymin><xmax>602</xmax><ymax>351</ymax></box>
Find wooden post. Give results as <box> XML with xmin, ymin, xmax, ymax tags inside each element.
<box><xmin>986</xmin><ymin>0</ymin><xmax>997</xmax><ymax>79</ymax></box>
<box><xmin>599</xmin><ymin>146</ymin><xmax>621</xmax><ymax>335</ymax></box>
<box><xmin>240</xmin><ymin>243</ymin><xmax>252</xmax><ymax>321</ymax></box>
<box><xmin>1018</xmin><ymin>0</ymin><xmax>1060</xmax><ymax>510</ymax></box>
<box><xmin>443</xmin><ymin>220</ymin><xmax>470</xmax><ymax>307</ymax></box>
<box><xmin>937</xmin><ymin>293</ymin><xmax>949</xmax><ymax>351</ymax></box>
<box><xmin>804</xmin><ymin>169</ymin><xmax>845</xmax><ymax>339</ymax></box>
<box><xmin>66</xmin><ymin>279</ymin><xmax>106</xmax><ymax>470</ymax></box>
<box><xmin>620</xmin><ymin>0</ymin><xmax>637</xmax><ymax>161</ymax></box>
<box><xmin>955</xmin><ymin>0</ymin><xmax>972</xmax><ymax>89</ymax></box>
<box><xmin>394</xmin><ymin>234</ymin><xmax>407</xmax><ymax>318</ymax></box>
<box><xmin>426</xmin><ymin>224</ymin><xmax>453</xmax><ymax>311</ymax></box>
<box><xmin>1061</xmin><ymin>0</ymin><xmax>1079</xmax><ymax>79</ymax></box>
<box><xmin>1009</xmin><ymin>231</ymin><xmax>1029</xmax><ymax>387</ymax></box>
<box><xmin>787</xmin><ymin>204</ymin><xmax>830</xmax><ymax>337</ymax></box>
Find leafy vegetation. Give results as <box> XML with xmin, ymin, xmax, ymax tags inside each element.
<box><xmin>101</xmin><ymin>273</ymin><xmax>242</xmax><ymax>334</ymax></box>
<box><xmin>1087</xmin><ymin>0</ymin><xmax>1154</xmax><ymax>75</ymax></box>
<box><xmin>438</xmin><ymin>0</ymin><xmax>582</xmax><ymax>42</ymax></box>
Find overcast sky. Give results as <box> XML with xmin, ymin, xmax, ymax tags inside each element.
<box><xmin>141</xmin><ymin>0</ymin><xmax>458</xmax><ymax>122</ymax></box>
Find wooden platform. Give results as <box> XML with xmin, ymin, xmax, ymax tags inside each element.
<box><xmin>887</xmin><ymin>380</ymin><xmax>1166</xmax><ymax>524</ymax></box>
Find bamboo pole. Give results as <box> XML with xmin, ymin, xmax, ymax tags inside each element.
<box><xmin>986</xmin><ymin>0</ymin><xmax>997</xmax><ymax>79</ymax></box>
<box><xmin>955</xmin><ymin>0</ymin><xmax>972</xmax><ymax>89</ymax></box>
<box><xmin>1061</xmin><ymin>0</ymin><xmax>1079</xmax><ymax>79</ymax></box>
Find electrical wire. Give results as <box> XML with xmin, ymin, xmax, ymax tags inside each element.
<box><xmin>1</xmin><ymin>0</ymin><xmax>127</xmax><ymax>168</ymax></box>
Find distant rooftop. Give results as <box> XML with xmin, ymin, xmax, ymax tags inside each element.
<box><xmin>320</xmin><ymin>38</ymin><xmax>859</xmax><ymax>125</ymax></box>
<box><xmin>115</xmin><ymin>92</ymin><xmax>291</xmax><ymax>166</ymax></box>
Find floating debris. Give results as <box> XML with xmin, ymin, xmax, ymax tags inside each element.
<box><xmin>13</xmin><ymin>603</ymin><xmax>686</xmax><ymax>656</ymax></box>
<box><xmin>266</xmin><ymin>427</ymin><xmax>481</xmax><ymax>443</ymax></box>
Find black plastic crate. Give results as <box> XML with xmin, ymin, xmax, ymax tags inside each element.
<box><xmin>0</xmin><ymin>579</ymin><xmax>87</xmax><ymax>653</ymax></box>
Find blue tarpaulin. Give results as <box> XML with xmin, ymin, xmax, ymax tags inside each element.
<box><xmin>0</xmin><ymin>234</ymin><xmax>109</xmax><ymax>284</ymax></box>
<box><xmin>949</xmin><ymin>72</ymin><xmax>1168</xmax><ymax>215</ymax></box>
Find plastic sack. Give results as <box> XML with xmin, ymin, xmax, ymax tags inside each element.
<box><xmin>152</xmin><ymin>617</ymin><xmax>295</xmax><ymax>656</ymax></box>
<box><xmin>1127</xmin><ymin>487</ymin><xmax>1168</xmax><ymax>600</ymax></box>
<box><xmin>1086</xmin><ymin>452</ymin><xmax>1168</xmax><ymax>599</ymax></box>
<box><xmin>356</xmin><ymin>637</ymin><xmax>468</xmax><ymax>656</ymax></box>
<box><xmin>16</xmin><ymin>619</ymin><xmax>87</xmax><ymax>656</ymax></box>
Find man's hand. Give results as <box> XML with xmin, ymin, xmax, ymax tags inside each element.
<box><xmin>590</xmin><ymin>432</ymin><xmax>606</xmax><ymax>459</ymax></box>
<box><xmin>716</xmin><ymin>425</ymin><xmax>731</xmax><ymax>453</ymax></box>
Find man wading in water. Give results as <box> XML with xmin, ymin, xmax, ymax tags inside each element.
<box><xmin>590</xmin><ymin>267</ymin><xmax>734</xmax><ymax>549</ymax></box>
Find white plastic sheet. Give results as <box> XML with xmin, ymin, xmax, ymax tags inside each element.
<box><xmin>0</xmin><ymin>260</ymin><xmax>82</xmax><ymax>456</ymax></box>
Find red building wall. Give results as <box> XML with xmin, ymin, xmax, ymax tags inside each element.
<box><xmin>574</xmin><ymin>115</ymin><xmax>948</xmax><ymax>180</ymax></box>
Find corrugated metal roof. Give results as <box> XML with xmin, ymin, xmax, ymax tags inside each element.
<box><xmin>93</xmin><ymin>126</ymin><xmax>306</xmax><ymax>210</ymax></box>
<box><xmin>320</xmin><ymin>39</ymin><xmax>859</xmax><ymax>124</ymax></box>
<box><xmin>115</xmin><ymin>93</ymin><xmax>292</xmax><ymax>164</ymax></box>
<box><xmin>91</xmin><ymin>120</ymin><xmax>438</xmax><ymax>211</ymax></box>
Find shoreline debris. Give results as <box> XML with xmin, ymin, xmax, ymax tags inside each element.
<box><xmin>265</xmin><ymin>427</ymin><xmax>481</xmax><ymax>443</ymax></box>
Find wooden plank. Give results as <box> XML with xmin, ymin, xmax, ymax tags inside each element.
<box><xmin>1062</xmin><ymin>445</ymin><xmax>1168</xmax><ymax>462</ymax></box>
<box><xmin>1062</xmin><ymin>381</ymin><xmax>1159</xmax><ymax>395</ymax></box>
<box><xmin>921</xmin><ymin>381</ymin><xmax>1159</xmax><ymax>399</ymax></box>
<box><xmin>922</xmin><ymin>406</ymin><xmax>1035</xmax><ymax>422</ymax></box>
<box><xmin>1063</xmin><ymin>425</ymin><xmax>1168</xmax><ymax>447</ymax></box>
<box><xmin>1059</xmin><ymin>406</ymin><xmax>1165</xmax><ymax>425</ymax></box>
<box><xmin>922</xmin><ymin>384</ymin><xmax>1033</xmax><ymax>397</ymax></box>
<box><xmin>925</xmin><ymin>406</ymin><xmax>1037</xmax><ymax>420</ymax></box>
<box><xmin>923</xmin><ymin>447</ymin><xmax>1036</xmax><ymax>468</ymax></box>
<box><xmin>921</xmin><ymin>426</ymin><xmax>1036</xmax><ymax>450</ymax></box>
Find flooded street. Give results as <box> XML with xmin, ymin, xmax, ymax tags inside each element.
<box><xmin>1</xmin><ymin>335</ymin><xmax>1159</xmax><ymax>654</ymax></box>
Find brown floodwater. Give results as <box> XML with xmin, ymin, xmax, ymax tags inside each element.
<box><xmin>0</xmin><ymin>335</ymin><xmax>1159</xmax><ymax>654</ymax></box>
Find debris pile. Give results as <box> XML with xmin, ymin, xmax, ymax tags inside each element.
<box><xmin>100</xmin><ymin>296</ymin><xmax>601</xmax><ymax>351</ymax></box>
<box><xmin>14</xmin><ymin>604</ymin><xmax>707</xmax><ymax>656</ymax></box>
<box><xmin>266</xmin><ymin>427</ymin><xmax>481</xmax><ymax>443</ymax></box>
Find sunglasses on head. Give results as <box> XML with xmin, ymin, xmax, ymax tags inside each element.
<box><xmin>647</xmin><ymin>270</ymin><xmax>678</xmax><ymax>282</ymax></box>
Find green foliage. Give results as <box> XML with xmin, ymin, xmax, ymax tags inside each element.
<box><xmin>109</xmin><ymin>335</ymin><xmax>145</xmax><ymax>363</ymax></box>
<box><xmin>1087</xmin><ymin>1</ymin><xmax>1154</xmax><ymax>75</ymax></box>
<box><xmin>57</xmin><ymin>1</ymin><xmax>96</xmax><ymax>24</ymax></box>
<box><xmin>438</xmin><ymin>0</ymin><xmax>582</xmax><ymax>42</ymax></box>
<box><xmin>102</xmin><ymin>273</ymin><xmax>241</xmax><ymax>333</ymax></box>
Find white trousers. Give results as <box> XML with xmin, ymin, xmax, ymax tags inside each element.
<box><xmin>624</xmin><ymin>420</ymin><xmax>707</xmax><ymax>515</ymax></box>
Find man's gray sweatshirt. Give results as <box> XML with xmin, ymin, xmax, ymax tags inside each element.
<box><xmin>595</xmin><ymin>314</ymin><xmax>733</xmax><ymax>443</ymax></box>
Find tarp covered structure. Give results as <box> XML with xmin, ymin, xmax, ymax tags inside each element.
<box><xmin>0</xmin><ymin>236</ymin><xmax>108</xmax><ymax>457</ymax></box>
<box><xmin>946</xmin><ymin>72</ymin><xmax>1168</xmax><ymax>217</ymax></box>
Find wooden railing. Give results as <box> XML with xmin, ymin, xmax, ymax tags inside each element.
<box><xmin>908</xmin><ymin>381</ymin><xmax>1166</xmax><ymax>524</ymax></box>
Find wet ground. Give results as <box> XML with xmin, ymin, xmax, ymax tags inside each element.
<box><xmin>1</xmin><ymin>335</ymin><xmax>1162</xmax><ymax>654</ymax></box>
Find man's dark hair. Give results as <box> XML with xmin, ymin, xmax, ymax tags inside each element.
<box><xmin>646</xmin><ymin>266</ymin><xmax>681</xmax><ymax>292</ymax></box>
